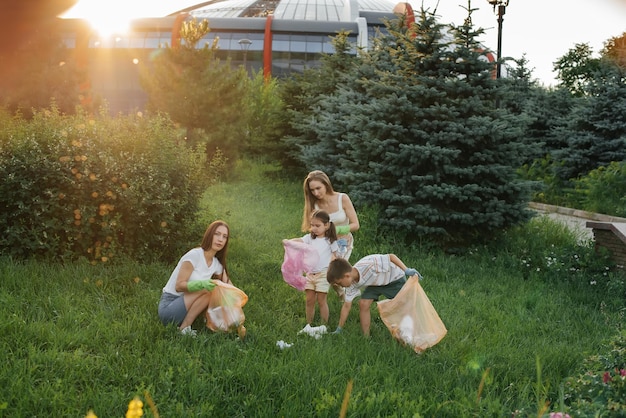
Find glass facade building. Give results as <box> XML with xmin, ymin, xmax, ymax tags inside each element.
<box><xmin>59</xmin><ymin>0</ymin><xmax>403</xmax><ymax>112</ymax></box>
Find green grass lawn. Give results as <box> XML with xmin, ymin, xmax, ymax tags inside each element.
<box><xmin>1</xmin><ymin>161</ymin><xmax>622</xmax><ymax>417</ymax></box>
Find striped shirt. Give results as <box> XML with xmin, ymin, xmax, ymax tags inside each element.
<box><xmin>344</xmin><ymin>254</ymin><xmax>405</xmax><ymax>302</ymax></box>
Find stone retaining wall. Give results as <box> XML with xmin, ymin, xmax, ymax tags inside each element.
<box><xmin>586</xmin><ymin>222</ymin><xmax>626</xmax><ymax>268</ymax></box>
<box><xmin>529</xmin><ymin>202</ymin><xmax>626</xmax><ymax>268</ymax></box>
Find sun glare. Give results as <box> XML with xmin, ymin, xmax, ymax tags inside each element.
<box><xmin>61</xmin><ymin>0</ymin><xmax>146</xmax><ymax>37</ymax></box>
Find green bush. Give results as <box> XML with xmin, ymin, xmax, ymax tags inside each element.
<box><xmin>0</xmin><ymin>106</ymin><xmax>224</xmax><ymax>263</ymax></box>
<box><xmin>521</xmin><ymin>157</ymin><xmax>626</xmax><ymax>218</ymax></box>
<box><xmin>468</xmin><ymin>216</ymin><xmax>626</xmax><ymax>310</ymax></box>
<box><xmin>574</xmin><ymin>162</ymin><xmax>626</xmax><ymax>218</ymax></box>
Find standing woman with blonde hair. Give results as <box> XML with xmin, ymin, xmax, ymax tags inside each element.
<box><xmin>302</xmin><ymin>170</ymin><xmax>359</xmax><ymax>260</ymax></box>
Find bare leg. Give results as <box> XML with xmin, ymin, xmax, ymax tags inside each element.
<box><xmin>305</xmin><ymin>289</ymin><xmax>316</xmax><ymax>324</ymax></box>
<box><xmin>359</xmin><ymin>298</ymin><xmax>374</xmax><ymax>337</ymax></box>
<box><xmin>317</xmin><ymin>292</ymin><xmax>329</xmax><ymax>324</ymax></box>
<box><xmin>180</xmin><ymin>292</ymin><xmax>211</xmax><ymax>330</ymax></box>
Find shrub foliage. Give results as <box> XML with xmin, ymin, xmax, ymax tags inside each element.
<box><xmin>139</xmin><ymin>18</ymin><xmax>249</xmax><ymax>162</ymax></box>
<box><xmin>0</xmin><ymin>106</ymin><xmax>222</xmax><ymax>263</ymax></box>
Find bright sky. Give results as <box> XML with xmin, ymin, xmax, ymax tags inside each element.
<box><xmin>416</xmin><ymin>0</ymin><xmax>626</xmax><ymax>86</ymax></box>
<box><xmin>62</xmin><ymin>0</ymin><xmax>626</xmax><ymax>86</ymax></box>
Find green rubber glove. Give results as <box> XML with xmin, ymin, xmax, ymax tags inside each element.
<box><xmin>335</xmin><ymin>225</ymin><xmax>351</xmax><ymax>235</ymax></box>
<box><xmin>187</xmin><ymin>279</ymin><xmax>216</xmax><ymax>292</ymax></box>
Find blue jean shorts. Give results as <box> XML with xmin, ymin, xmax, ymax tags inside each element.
<box><xmin>158</xmin><ymin>292</ymin><xmax>187</xmax><ymax>326</ymax></box>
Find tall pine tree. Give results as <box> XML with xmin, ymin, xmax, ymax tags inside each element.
<box><xmin>552</xmin><ymin>60</ymin><xmax>626</xmax><ymax>181</ymax></box>
<box><xmin>289</xmin><ymin>6</ymin><xmax>534</xmax><ymax>246</ymax></box>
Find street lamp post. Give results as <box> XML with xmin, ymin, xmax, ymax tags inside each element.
<box><xmin>487</xmin><ymin>0</ymin><xmax>509</xmax><ymax>79</ymax></box>
<box><xmin>238</xmin><ymin>38</ymin><xmax>252</xmax><ymax>70</ymax></box>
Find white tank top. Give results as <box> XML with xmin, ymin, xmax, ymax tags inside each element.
<box><xmin>316</xmin><ymin>193</ymin><xmax>348</xmax><ymax>226</ymax></box>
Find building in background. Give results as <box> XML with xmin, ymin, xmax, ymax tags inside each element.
<box><xmin>59</xmin><ymin>0</ymin><xmax>405</xmax><ymax>113</ymax></box>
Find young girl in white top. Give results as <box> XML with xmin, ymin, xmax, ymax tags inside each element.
<box><xmin>289</xmin><ymin>210</ymin><xmax>339</xmax><ymax>326</ymax></box>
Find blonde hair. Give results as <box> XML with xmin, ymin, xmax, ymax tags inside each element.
<box><xmin>302</xmin><ymin>170</ymin><xmax>335</xmax><ymax>232</ymax></box>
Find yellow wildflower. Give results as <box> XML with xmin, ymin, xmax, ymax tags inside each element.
<box><xmin>126</xmin><ymin>397</ymin><xmax>144</xmax><ymax>418</ymax></box>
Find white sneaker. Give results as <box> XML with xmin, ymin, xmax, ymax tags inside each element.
<box><xmin>180</xmin><ymin>326</ymin><xmax>197</xmax><ymax>337</ymax></box>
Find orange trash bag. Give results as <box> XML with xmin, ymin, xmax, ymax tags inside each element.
<box><xmin>205</xmin><ymin>281</ymin><xmax>249</xmax><ymax>332</ymax></box>
<box><xmin>377</xmin><ymin>276</ymin><xmax>447</xmax><ymax>353</ymax></box>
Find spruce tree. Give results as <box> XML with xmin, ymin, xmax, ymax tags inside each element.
<box><xmin>280</xmin><ymin>31</ymin><xmax>358</xmax><ymax>171</ymax></box>
<box><xmin>291</xmin><ymin>6</ymin><xmax>534</xmax><ymax>246</ymax></box>
<box><xmin>552</xmin><ymin>60</ymin><xmax>626</xmax><ymax>181</ymax></box>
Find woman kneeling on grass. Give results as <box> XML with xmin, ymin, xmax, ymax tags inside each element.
<box><xmin>158</xmin><ymin>220</ymin><xmax>232</xmax><ymax>337</ymax></box>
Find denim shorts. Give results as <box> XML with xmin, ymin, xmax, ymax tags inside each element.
<box><xmin>158</xmin><ymin>292</ymin><xmax>187</xmax><ymax>326</ymax></box>
<box><xmin>361</xmin><ymin>277</ymin><xmax>406</xmax><ymax>301</ymax></box>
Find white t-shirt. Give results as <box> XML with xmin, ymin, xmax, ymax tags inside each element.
<box><xmin>301</xmin><ymin>234</ymin><xmax>339</xmax><ymax>273</ymax></box>
<box><xmin>162</xmin><ymin>247</ymin><xmax>223</xmax><ymax>296</ymax></box>
<box><xmin>343</xmin><ymin>254</ymin><xmax>405</xmax><ymax>302</ymax></box>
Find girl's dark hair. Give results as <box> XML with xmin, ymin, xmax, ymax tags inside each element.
<box><xmin>309</xmin><ymin>210</ymin><xmax>337</xmax><ymax>242</ymax></box>
<box><xmin>200</xmin><ymin>220</ymin><xmax>230</xmax><ymax>275</ymax></box>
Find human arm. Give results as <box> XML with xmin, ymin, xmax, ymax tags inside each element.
<box><xmin>333</xmin><ymin>301</ymin><xmax>353</xmax><ymax>333</ymax></box>
<box><xmin>175</xmin><ymin>261</ymin><xmax>215</xmax><ymax>292</ymax></box>
<box><xmin>389</xmin><ymin>254</ymin><xmax>408</xmax><ymax>271</ymax></box>
<box><xmin>341</xmin><ymin>193</ymin><xmax>360</xmax><ymax>233</ymax></box>
<box><xmin>187</xmin><ymin>279</ymin><xmax>216</xmax><ymax>292</ymax></box>
<box><xmin>389</xmin><ymin>254</ymin><xmax>422</xmax><ymax>279</ymax></box>
<box><xmin>217</xmin><ymin>270</ymin><xmax>232</xmax><ymax>285</ymax></box>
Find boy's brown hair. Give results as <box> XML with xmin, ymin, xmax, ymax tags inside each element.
<box><xmin>327</xmin><ymin>258</ymin><xmax>352</xmax><ymax>284</ymax></box>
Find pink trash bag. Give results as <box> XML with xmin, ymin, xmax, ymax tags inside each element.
<box><xmin>205</xmin><ymin>281</ymin><xmax>248</xmax><ymax>332</ymax></box>
<box><xmin>377</xmin><ymin>276</ymin><xmax>447</xmax><ymax>354</ymax></box>
<box><xmin>281</xmin><ymin>239</ymin><xmax>320</xmax><ymax>291</ymax></box>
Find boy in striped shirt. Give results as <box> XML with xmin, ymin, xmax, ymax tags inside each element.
<box><xmin>327</xmin><ymin>254</ymin><xmax>420</xmax><ymax>337</ymax></box>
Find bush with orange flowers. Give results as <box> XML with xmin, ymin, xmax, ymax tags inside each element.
<box><xmin>0</xmin><ymin>105</ymin><xmax>226</xmax><ymax>263</ymax></box>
